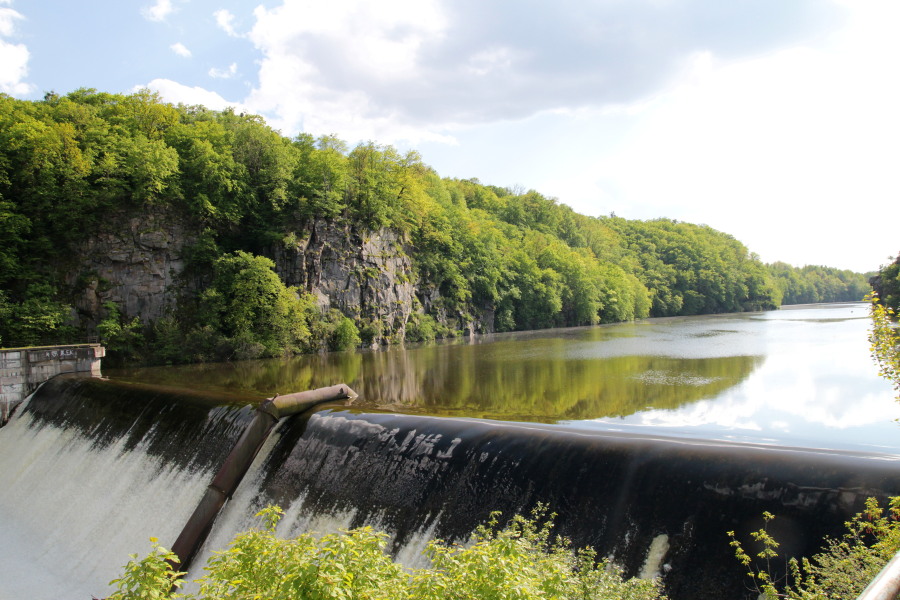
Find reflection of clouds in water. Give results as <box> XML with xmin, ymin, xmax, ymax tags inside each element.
<box><xmin>597</xmin><ymin>305</ymin><xmax>900</xmax><ymax>452</ymax></box>
<box><xmin>755</xmin><ymin>303</ymin><xmax>869</xmax><ymax>321</ymax></box>
<box><xmin>622</xmin><ymin>316</ymin><xmax>900</xmax><ymax>450</ymax></box>
<box><xmin>634</xmin><ymin>359</ymin><xmax>899</xmax><ymax>432</ymax></box>
<box><xmin>634</xmin><ymin>397</ymin><xmax>764</xmax><ymax>431</ymax></box>
<box><xmin>634</xmin><ymin>390</ymin><xmax>898</xmax><ymax>432</ymax></box>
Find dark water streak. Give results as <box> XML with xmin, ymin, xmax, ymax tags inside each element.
<box><xmin>228</xmin><ymin>407</ymin><xmax>900</xmax><ymax>600</ymax></box>
<box><xmin>24</xmin><ymin>376</ymin><xmax>256</xmax><ymax>474</ymax></box>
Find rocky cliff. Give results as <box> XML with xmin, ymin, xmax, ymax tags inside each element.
<box><xmin>67</xmin><ymin>210</ymin><xmax>195</xmax><ymax>330</ymax></box>
<box><xmin>65</xmin><ymin>211</ymin><xmax>467</xmax><ymax>345</ymax></box>
<box><xmin>271</xmin><ymin>220</ymin><xmax>417</xmax><ymax>344</ymax></box>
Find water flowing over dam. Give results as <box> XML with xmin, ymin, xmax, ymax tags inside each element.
<box><xmin>2</xmin><ymin>374</ymin><xmax>899</xmax><ymax>600</ymax></box>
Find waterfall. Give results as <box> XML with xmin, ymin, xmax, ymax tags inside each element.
<box><xmin>199</xmin><ymin>408</ymin><xmax>900</xmax><ymax>599</ymax></box>
<box><xmin>2</xmin><ymin>376</ymin><xmax>900</xmax><ymax>600</ymax></box>
<box><xmin>0</xmin><ymin>377</ymin><xmax>254</xmax><ymax>599</ymax></box>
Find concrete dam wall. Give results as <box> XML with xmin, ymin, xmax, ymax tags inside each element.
<box><xmin>1</xmin><ymin>376</ymin><xmax>898</xmax><ymax>600</ymax></box>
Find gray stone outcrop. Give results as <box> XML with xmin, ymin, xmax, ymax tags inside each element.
<box><xmin>66</xmin><ymin>210</ymin><xmax>194</xmax><ymax>329</ymax></box>
<box><xmin>63</xmin><ymin>211</ymin><xmax>492</xmax><ymax>343</ymax></box>
<box><xmin>272</xmin><ymin>220</ymin><xmax>416</xmax><ymax>343</ymax></box>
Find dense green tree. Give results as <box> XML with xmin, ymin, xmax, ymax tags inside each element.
<box><xmin>345</xmin><ymin>142</ymin><xmax>405</xmax><ymax>229</ymax></box>
<box><xmin>769</xmin><ymin>262</ymin><xmax>871</xmax><ymax>305</ymax></box>
<box><xmin>290</xmin><ymin>133</ymin><xmax>349</xmax><ymax>219</ymax></box>
<box><xmin>164</xmin><ymin>119</ymin><xmax>246</xmax><ymax>226</ymax></box>
<box><xmin>0</xmin><ymin>284</ymin><xmax>73</xmax><ymax>347</ymax></box>
<box><xmin>199</xmin><ymin>251</ymin><xmax>313</xmax><ymax>359</ymax></box>
<box><xmin>601</xmin><ymin>217</ymin><xmax>780</xmax><ymax>316</ymax></box>
<box><xmin>0</xmin><ymin>197</ymin><xmax>30</xmax><ymax>285</ymax></box>
<box><xmin>0</xmin><ymin>91</ymin><xmax>873</xmax><ymax>361</ymax></box>
<box><xmin>870</xmin><ymin>253</ymin><xmax>900</xmax><ymax>312</ymax></box>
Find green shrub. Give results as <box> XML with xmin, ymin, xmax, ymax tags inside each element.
<box><xmin>406</xmin><ymin>313</ymin><xmax>437</xmax><ymax>342</ymax></box>
<box><xmin>108</xmin><ymin>537</ymin><xmax>184</xmax><ymax>600</ymax></box>
<box><xmin>868</xmin><ymin>293</ymin><xmax>900</xmax><ymax>400</ymax></box>
<box><xmin>204</xmin><ymin>251</ymin><xmax>312</xmax><ymax>358</ymax></box>
<box><xmin>729</xmin><ymin>497</ymin><xmax>900</xmax><ymax>599</ymax></box>
<box><xmin>411</xmin><ymin>507</ymin><xmax>663</xmax><ymax>600</ymax></box>
<box><xmin>112</xmin><ymin>505</ymin><xmax>665</xmax><ymax>600</ymax></box>
<box><xmin>303</xmin><ymin>308</ymin><xmax>362</xmax><ymax>353</ymax></box>
<box><xmin>97</xmin><ymin>301</ymin><xmax>145</xmax><ymax>364</ymax></box>
<box><xmin>358</xmin><ymin>318</ymin><xmax>384</xmax><ymax>346</ymax></box>
<box><xmin>329</xmin><ymin>316</ymin><xmax>361</xmax><ymax>351</ymax></box>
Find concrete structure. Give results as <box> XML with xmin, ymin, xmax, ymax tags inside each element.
<box><xmin>0</xmin><ymin>344</ymin><xmax>105</xmax><ymax>424</ymax></box>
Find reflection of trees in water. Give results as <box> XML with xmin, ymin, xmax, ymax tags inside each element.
<box><xmin>107</xmin><ymin>340</ymin><xmax>763</xmax><ymax>423</ymax></box>
<box><xmin>108</xmin><ymin>352</ymin><xmax>364</xmax><ymax>400</ymax></box>
<box><xmin>362</xmin><ymin>343</ymin><xmax>763</xmax><ymax>421</ymax></box>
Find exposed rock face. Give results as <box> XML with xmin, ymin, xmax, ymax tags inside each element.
<box><xmin>272</xmin><ymin>220</ymin><xmax>416</xmax><ymax>343</ymax></box>
<box><xmin>65</xmin><ymin>212</ymin><xmax>491</xmax><ymax>343</ymax></box>
<box><xmin>66</xmin><ymin>210</ymin><xmax>194</xmax><ymax>330</ymax></box>
<box><xmin>416</xmin><ymin>284</ymin><xmax>495</xmax><ymax>337</ymax></box>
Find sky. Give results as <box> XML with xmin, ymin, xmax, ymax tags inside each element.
<box><xmin>1</xmin><ymin>0</ymin><xmax>898</xmax><ymax>273</ymax></box>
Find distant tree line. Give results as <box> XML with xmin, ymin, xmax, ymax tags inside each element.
<box><xmin>767</xmin><ymin>262</ymin><xmax>872</xmax><ymax>305</ymax></box>
<box><xmin>0</xmin><ymin>89</ymin><xmax>872</xmax><ymax>361</ymax></box>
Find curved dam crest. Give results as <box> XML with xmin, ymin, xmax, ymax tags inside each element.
<box><xmin>215</xmin><ymin>408</ymin><xmax>900</xmax><ymax>599</ymax></box>
<box><xmin>2</xmin><ymin>375</ymin><xmax>900</xmax><ymax>600</ymax></box>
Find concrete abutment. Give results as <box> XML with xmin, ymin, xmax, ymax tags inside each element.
<box><xmin>0</xmin><ymin>344</ymin><xmax>105</xmax><ymax>425</ymax></box>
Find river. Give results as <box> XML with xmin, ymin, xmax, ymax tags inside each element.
<box><xmin>108</xmin><ymin>301</ymin><xmax>900</xmax><ymax>453</ymax></box>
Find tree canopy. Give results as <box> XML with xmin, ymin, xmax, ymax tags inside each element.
<box><xmin>0</xmin><ymin>89</ymin><xmax>872</xmax><ymax>358</ymax></box>
<box><xmin>870</xmin><ymin>253</ymin><xmax>900</xmax><ymax>313</ymax></box>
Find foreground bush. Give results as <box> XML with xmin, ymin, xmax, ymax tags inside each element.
<box><xmin>729</xmin><ymin>497</ymin><xmax>900</xmax><ymax>599</ymax></box>
<box><xmin>868</xmin><ymin>292</ymin><xmax>900</xmax><ymax>401</ymax></box>
<box><xmin>110</xmin><ymin>505</ymin><xmax>665</xmax><ymax>600</ymax></box>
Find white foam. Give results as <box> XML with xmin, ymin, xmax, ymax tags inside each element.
<box><xmin>0</xmin><ymin>413</ymin><xmax>215</xmax><ymax>600</ymax></box>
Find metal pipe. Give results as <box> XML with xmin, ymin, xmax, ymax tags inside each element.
<box><xmin>857</xmin><ymin>550</ymin><xmax>900</xmax><ymax>600</ymax></box>
<box><xmin>260</xmin><ymin>384</ymin><xmax>359</xmax><ymax>420</ymax></box>
<box><xmin>169</xmin><ymin>384</ymin><xmax>357</xmax><ymax>573</ymax></box>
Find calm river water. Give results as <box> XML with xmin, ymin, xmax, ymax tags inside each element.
<box><xmin>107</xmin><ymin>302</ymin><xmax>900</xmax><ymax>454</ymax></box>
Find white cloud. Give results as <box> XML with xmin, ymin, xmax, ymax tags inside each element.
<box><xmin>465</xmin><ymin>46</ymin><xmax>517</xmax><ymax>77</ymax></box>
<box><xmin>141</xmin><ymin>79</ymin><xmax>248</xmax><ymax>113</ymax></box>
<box><xmin>170</xmin><ymin>42</ymin><xmax>191</xmax><ymax>58</ymax></box>
<box><xmin>0</xmin><ymin>40</ymin><xmax>29</xmax><ymax>95</ymax></box>
<box><xmin>238</xmin><ymin>0</ymin><xmax>843</xmax><ymax>146</ymax></box>
<box><xmin>142</xmin><ymin>0</ymin><xmax>174</xmax><ymax>22</ymax></box>
<box><xmin>0</xmin><ymin>3</ymin><xmax>22</xmax><ymax>36</ymax></box>
<box><xmin>208</xmin><ymin>62</ymin><xmax>237</xmax><ymax>79</ymax></box>
<box><xmin>571</xmin><ymin>4</ymin><xmax>900</xmax><ymax>272</ymax></box>
<box><xmin>0</xmin><ymin>2</ymin><xmax>32</xmax><ymax>95</ymax></box>
<box><xmin>244</xmin><ymin>0</ymin><xmax>453</xmax><ymax>144</ymax></box>
<box><xmin>214</xmin><ymin>0</ymin><xmax>895</xmax><ymax>273</ymax></box>
<box><xmin>213</xmin><ymin>9</ymin><xmax>239</xmax><ymax>37</ymax></box>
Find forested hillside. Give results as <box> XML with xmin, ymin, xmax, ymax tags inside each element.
<box><xmin>0</xmin><ymin>90</ymin><xmax>871</xmax><ymax>362</ymax></box>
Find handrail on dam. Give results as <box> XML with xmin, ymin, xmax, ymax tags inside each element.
<box><xmin>169</xmin><ymin>384</ymin><xmax>358</xmax><ymax>573</ymax></box>
<box><xmin>856</xmin><ymin>549</ymin><xmax>900</xmax><ymax>600</ymax></box>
